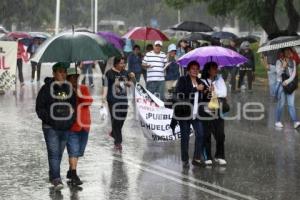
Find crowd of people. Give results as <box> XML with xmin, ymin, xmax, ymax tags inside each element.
<box><xmin>33</xmin><ymin>36</ymin><xmax>300</xmax><ymax>191</ymax></box>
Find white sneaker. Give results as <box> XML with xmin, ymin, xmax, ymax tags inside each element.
<box><xmin>214</xmin><ymin>158</ymin><xmax>227</xmax><ymax>166</ymax></box>
<box><xmin>275</xmin><ymin>122</ymin><xmax>284</xmax><ymax>128</ymax></box>
<box><xmin>205</xmin><ymin>160</ymin><xmax>213</xmax><ymax>165</ymax></box>
<box><xmin>294</xmin><ymin>122</ymin><xmax>300</xmax><ymax>129</ymax></box>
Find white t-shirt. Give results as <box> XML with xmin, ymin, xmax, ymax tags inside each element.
<box><xmin>142</xmin><ymin>51</ymin><xmax>167</xmax><ymax>82</ymax></box>
<box><xmin>201</xmin><ymin>75</ymin><xmax>227</xmax><ymax>98</ymax></box>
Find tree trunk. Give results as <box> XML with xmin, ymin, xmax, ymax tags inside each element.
<box><xmin>259</xmin><ymin>0</ymin><xmax>280</xmax><ymax>35</ymax></box>
<box><xmin>284</xmin><ymin>0</ymin><xmax>300</xmax><ymax>34</ymax></box>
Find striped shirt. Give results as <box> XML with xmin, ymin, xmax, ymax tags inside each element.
<box><xmin>142</xmin><ymin>51</ymin><xmax>167</xmax><ymax>82</ymax></box>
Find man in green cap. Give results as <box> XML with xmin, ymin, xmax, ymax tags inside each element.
<box><xmin>36</xmin><ymin>62</ymin><xmax>76</xmax><ymax>190</ymax></box>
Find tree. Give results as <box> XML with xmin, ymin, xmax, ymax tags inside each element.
<box><xmin>165</xmin><ymin>0</ymin><xmax>300</xmax><ymax>36</ymax></box>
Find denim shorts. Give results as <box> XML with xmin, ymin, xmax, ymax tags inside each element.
<box><xmin>67</xmin><ymin>130</ymin><xmax>89</xmax><ymax>157</ymax></box>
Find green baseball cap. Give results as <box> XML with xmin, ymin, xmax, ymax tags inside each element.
<box><xmin>67</xmin><ymin>67</ymin><xmax>79</xmax><ymax>76</ymax></box>
<box><xmin>52</xmin><ymin>62</ymin><xmax>70</xmax><ymax>72</ymax></box>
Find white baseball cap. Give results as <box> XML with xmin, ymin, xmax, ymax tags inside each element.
<box><xmin>154</xmin><ymin>40</ymin><xmax>163</xmax><ymax>46</ymax></box>
<box><xmin>168</xmin><ymin>44</ymin><xmax>177</xmax><ymax>52</ymax></box>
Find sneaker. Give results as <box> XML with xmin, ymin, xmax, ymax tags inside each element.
<box><xmin>90</xmin><ymin>84</ymin><xmax>95</xmax><ymax>88</ymax></box>
<box><xmin>31</xmin><ymin>79</ymin><xmax>34</xmax><ymax>83</ymax></box>
<box><xmin>214</xmin><ymin>158</ymin><xmax>227</xmax><ymax>166</ymax></box>
<box><xmin>275</xmin><ymin>122</ymin><xmax>284</xmax><ymax>128</ymax></box>
<box><xmin>69</xmin><ymin>170</ymin><xmax>83</xmax><ymax>186</ymax></box>
<box><xmin>52</xmin><ymin>179</ymin><xmax>64</xmax><ymax>190</ymax></box>
<box><xmin>204</xmin><ymin>160</ymin><xmax>213</xmax><ymax>165</ymax></box>
<box><xmin>182</xmin><ymin>161</ymin><xmax>190</xmax><ymax>168</ymax></box>
<box><xmin>294</xmin><ymin>122</ymin><xmax>300</xmax><ymax>129</ymax></box>
<box><xmin>21</xmin><ymin>82</ymin><xmax>25</xmax><ymax>87</ymax></box>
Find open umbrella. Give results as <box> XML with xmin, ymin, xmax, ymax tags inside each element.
<box><xmin>184</xmin><ymin>32</ymin><xmax>212</xmax><ymax>42</ymax></box>
<box><xmin>20</xmin><ymin>32</ymin><xmax>51</xmax><ymax>46</ymax></box>
<box><xmin>31</xmin><ymin>31</ymin><xmax>121</xmax><ymax>63</ymax></box>
<box><xmin>212</xmin><ymin>31</ymin><xmax>238</xmax><ymax>40</ymax></box>
<box><xmin>170</xmin><ymin>21</ymin><xmax>213</xmax><ymax>32</ymax></box>
<box><xmin>258</xmin><ymin>36</ymin><xmax>300</xmax><ymax>53</ymax></box>
<box><xmin>97</xmin><ymin>31</ymin><xmax>124</xmax><ymax>49</ymax></box>
<box><xmin>177</xmin><ymin>46</ymin><xmax>248</xmax><ymax>69</ymax></box>
<box><xmin>5</xmin><ymin>32</ymin><xmax>32</xmax><ymax>40</ymax></box>
<box><xmin>123</xmin><ymin>27</ymin><xmax>169</xmax><ymax>41</ymax></box>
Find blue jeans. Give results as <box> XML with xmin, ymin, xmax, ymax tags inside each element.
<box><xmin>275</xmin><ymin>82</ymin><xmax>298</xmax><ymax>122</ymax></box>
<box><xmin>67</xmin><ymin>130</ymin><xmax>89</xmax><ymax>157</ymax></box>
<box><xmin>82</xmin><ymin>64</ymin><xmax>94</xmax><ymax>85</ymax></box>
<box><xmin>146</xmin><ymin>81</ymin><xmax>165</xmax><ymax>100</ymax></box>
<box><xmin>267</xmin><ymin>65</ymin><xmax>277</xmax><ymax>97</ymax></box>
<box><xmin>43</xmin><ymin>128</ymin><xmax>69</xmax><ymax>181</ymax></box>
<box><xmin>179</xmin><ymin>119</ymin><xmax>204</xmax><ymax>162</ymax></box>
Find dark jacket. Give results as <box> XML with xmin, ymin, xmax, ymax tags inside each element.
<box><xmin>36</xmin><ymin>77</ymin><xmax>76</xmax><ymax>131</ymax></box>
<box><xmin>239</xmin><ymin>49</ymin><xmax>255</xmax><ymax>71</ymax></box>
<box><xmin>174</xmin><ymin>75</ymin><xmax>205</xmax><ymax>118</ymax></box>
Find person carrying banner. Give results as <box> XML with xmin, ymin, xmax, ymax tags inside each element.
<box><xmin>173</xmin><ymin>61</ymin><xmax>205</xmax><ymax>168</ymax></box>
<box><xmin>102</xmin><ymin>57</ymin><xmax>134</xmax><ymax>151</ymax></box>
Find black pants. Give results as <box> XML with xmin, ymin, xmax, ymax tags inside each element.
<box><xmin>108</xmin><ymin>102</ymin><xmax>128</xmax><ymax>145</ymax></box>
<box><xmin>179</xmin><ymin>119</ymin><xmax>204</xmax><ymax>162</ymax></box>
<box><xmin>221</xmin><ymin>67</ymin><xmax>238</xmax><ymax>91</ymax></box>
<box><xmin>31</xmin><ymin>61</ymin><xmax>41</xmax><ymax>81</ymax></box>
<box><xmin>17</xmin><ymin>59</ymin><xmax>24</xmax><ymax>83</ymax></box>
<box><xmin>238</xmin><ymin>70</ymin><xmax>253</xmax><ymax>90</ymax></box>
<box><xmin>203</xmin><ymin>118</ymin><xmax>225</xmax><ymax>160</ymax></box>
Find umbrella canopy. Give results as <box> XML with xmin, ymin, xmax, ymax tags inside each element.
<box><xmin>258</xmin><ymin>36</ymin><xmax>300</xmax><ymax>53</ymax></box>
<box><xmin>6</xmin><ymin>32</ymin><xmax>32</xmax><ymax>40</ymax></box>
<box><xmin>212</xmin><ymin>31</ymin><xmax>238</xmax><ymax>40</ymax></box>
<box><xmin>170</xmin><ymin>21</ymin><xmax>213</xmax><ymax>32</ymax></box>
<box><xmin>31</xmin><ymin>31</ymin><xmax>121</xmax><ymax>63</ymax></box>
<box><xmin>184</xmin><ymin>32</ymin><xmax>212</xmax><ymax>42</ymax></box>
<box><xmin>97</xmin><ymin>31</ymin><xmax>124</xmax><ymax>49</ymax></box>
<box><xmin>235</xmin><ymin>35</ymin><xmax>259</xmax><ymax>45</ymax></box>
<box><xmin>20</xmin><ymin>32</ymin><xmax>51</xmax><ymax>46</ymax></box>
<box><xmin>74</xmin><ymin>28</ymin><xmax>93</xmax><ymax>33</ymax></box>
<box><xmin>123</xmin><ymin>27</ymin><xmax>169</xmax><ymax>41</ymax></box>
<box><xmin>177</xmin><ymin>46</ymin><xmax>248</xmax><ymax>69</ymax></box>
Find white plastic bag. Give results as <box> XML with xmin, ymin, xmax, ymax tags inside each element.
<box><xmin>99</xmin><ymin>106</ymin><xmax>108</xmax><ymax>121</ymax></box>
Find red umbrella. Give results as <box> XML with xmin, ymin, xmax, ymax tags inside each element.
<box><xmin>6</xmin><ymin>32</ymin><xmax>32</xmax><ymax>40</ymax></box>
<box><xmin>123</xmin><ymin>27</ymin><xmax>169</xmax><ymax>41</ymax></box>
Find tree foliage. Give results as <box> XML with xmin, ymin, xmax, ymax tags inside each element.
<box><xmin>165</xmin><ymin>0</ymin><xmax>300</xmax><ymax>35</ymax></box>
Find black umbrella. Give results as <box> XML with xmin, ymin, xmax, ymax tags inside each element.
<box><xmin>184</xmin><ymin>32</ymin><xmax>212</xmax><ymax>42</ymax></box>
<box><xmin>212</xmin><ymin>31</ymin><xmax>238</xmax><ymax>40</ymax></box>
<box><xmin>235</xmin><ymin>35</ymin><xmax>259</xmax><ymax>45</ymax></box>
<box><xmin>258</xmin><ymin>36</ymin><xmax>300</xmax><ymax>53</ymax></box>
<box><xmin>170</xmin><ymin>21</ymin><xmax>213</xmax><ymax>32</ymax></box>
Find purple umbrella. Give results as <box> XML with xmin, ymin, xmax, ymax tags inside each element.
<box><xmin>177</xmin><ymin>46</ymin><xmax>248</xmax><ymax>69</ymax></box>
<box><xmin>97</xmin><ymin>31</ymin><xmax>124</xmax><ymax>49</ymax></box>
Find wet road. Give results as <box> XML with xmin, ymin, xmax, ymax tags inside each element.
<box><xmin>0</xmin><ymin>64</ymin><xmax>300</xmax><ymax>200</ymax></box>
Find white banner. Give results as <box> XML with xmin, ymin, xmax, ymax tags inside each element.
<box><xmin>0</xmin><ymin>41</ymin><xmax>17</xmax><ymax>91</ymax></box>
<box><xmin>135</xmin><ymin>83</ymin><xmax>188</xmax><ymax>142</ymax></box>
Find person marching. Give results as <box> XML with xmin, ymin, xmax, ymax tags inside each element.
<box><xmin>201</xmin><ymin>62</ymin><xmax>228</xmax><ymax>166</ymax></box>
<box><xmin>66</xmin><ymin>68</ymin><xmax>93</xmax><ymax>186</ymax></box>
<box><xmin>102</xmin><ymin>57</ymin><xmax>134</xmax><ymax>151</ymax></box>
<box><xmin>174</xmin><ymin>61</ymin><xmax>205</xmax><ymax>168</ymax></box>
<box><xmin>36</xmin><ymin>63</ymin><xmax>76</xmax><ymax>190</ymax></box>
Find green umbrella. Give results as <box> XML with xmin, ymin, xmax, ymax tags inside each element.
<box><xmin>31</xmin><ymin>31</ymin><xmax>121</xmax><ymax>63</ymax></box>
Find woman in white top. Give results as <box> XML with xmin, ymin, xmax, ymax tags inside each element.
<box><xmin>275</xmin><ymin>48</ymin><xmax>300</xmax><ymax>129</ymax></box>
<box><xmin>201</xmin><ymin>62</ymin><xmax>228</xmax><ymax>166</ymax></box>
